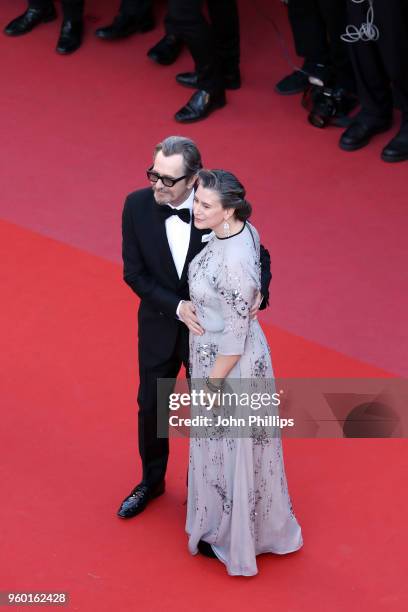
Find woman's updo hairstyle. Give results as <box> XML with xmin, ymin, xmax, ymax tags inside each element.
<box><xmin>197</xmin><ymin>169</ymin><xmax>252</xmax><ymax>222</ymax></box>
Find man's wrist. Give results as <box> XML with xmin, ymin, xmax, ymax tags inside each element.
<box><xmin>176</xmin><ymin>300</ymin><xmax>185</xmax><ymax>320</ymax></box>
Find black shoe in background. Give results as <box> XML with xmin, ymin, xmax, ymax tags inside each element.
<box><xmin>330</xmin><ymin>90</ymin><xmax>359</xmax><ymax>128</ymax></box>
<box><xmin>275</xmin><ymin>69</ymin><xmax>309</xmax><ymax>95</ymax></box>
<box><xmin>176</xmin><ymin>72</ymin><xmax>199</xmax><ymax>88</ymax></box>
<box><xmin>4</xmin><ymin>6</ymin><xmax>57</xmax><ymax>36</ymax></box>
<box><xmin>56</xmin><ymin>19</ymin><xmax>83</xmax><ymax>54</ymax></box>
<box><xmin>275</xmin><ymin>61</ymin><xmax>327</xmax><ymax>95</ymax></box>
<box><xmin>117</xmin><ymin>481</ymin><xmax>165</xmax><ymax>518</ymax></box>
<box><xmin>174</xmin><ymin>89</ymin><xmax>226</xmax><ymax>123</ymax></box>
<box><xmin>95</xmin><ymin>12</ymin><xmax>154</xmax><ymax>40</ymax></box>
<box><xmin>339</xmin><ymin>113</ymin><xmax>392</xmax><ymax>151</ymax></box>
<box><xmin>381</xmin><ymin>122</ymin><xmax>408</xmax><ymax>162</ymax></box>
<box><xmin>176</xmin><ymin>69</ymin><xmax>241</xmax><ymax>91</ymax></box>
<box><xmin>147</xmin><ymin>34</ymin><xmax>183</xmax><ymax>65</ymax></box>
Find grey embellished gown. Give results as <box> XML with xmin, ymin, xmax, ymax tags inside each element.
<box><xmin>186</xmin><ymin>222</ymin><xmax>303</xmax><ymax>576</ymax></box>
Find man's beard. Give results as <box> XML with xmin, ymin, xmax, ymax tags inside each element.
<box><xmin>153</xmin><ymin>189</ymin><xmax>169</xmax><ymax>204</ymax></box>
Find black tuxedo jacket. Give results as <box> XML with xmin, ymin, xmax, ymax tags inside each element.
<box><xmin>122</xmin><ymin>187</ymin><xmax>271</xmax><ymax>367</ymax></box>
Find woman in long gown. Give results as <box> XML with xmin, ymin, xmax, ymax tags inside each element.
<box><xmin>186</xmin><ymin>169</ymin><xmax>303</xmax><ymax>577</ymax></box>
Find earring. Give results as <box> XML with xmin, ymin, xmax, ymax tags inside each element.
<box><xmin>223</xmin><ymin>221</ymin><xmax>230</xmax><ymax>237</ymax></box>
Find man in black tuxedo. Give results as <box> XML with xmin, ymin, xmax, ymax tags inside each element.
<box><xmin>4</xmin><ymin>0</ymin><xmax>84</xmax><ymax>54</ymax></box>
<box><xmin>118</xmin><ymin>136</ymin><xmax>271</xmax><ymax>518</ymax></box>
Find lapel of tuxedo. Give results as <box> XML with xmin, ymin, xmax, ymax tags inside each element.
<box><xmin>153</xmin><ymin>205</ymin><xmax>180</xmax><ymax>287</ymax></box>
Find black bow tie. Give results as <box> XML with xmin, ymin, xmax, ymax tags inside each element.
<box><xmin>157</xmin><ymin>204</ymin><xmax>191</xmax><ymax>224</ymax></box>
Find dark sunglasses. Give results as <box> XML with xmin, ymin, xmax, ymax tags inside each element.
<box><xmin>146</xmin><ymin>165</ymin><xmax>187</xmax><ymax>188</ymax></box>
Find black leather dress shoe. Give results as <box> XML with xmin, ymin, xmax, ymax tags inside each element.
<box><xmin>275</xmin><ymin>70</ymin><xmax>309</xmax><ymax>95</ymax></box>
<box><xmin>95</xmin><ymin>12</ymin><xmax>154</xmax><ymax>40</ymax></box>
<box><xmin>175</xmin><ymin>89</ymin><xmax>226</xmax><ymax>123</ymax></box>
<box><xmin>4</xmin><ymin>6</ymin><xmax>57</xmax><ymax>36</ymax></box>
<box><xmin>339</xmin><ymin>117</ymin><xmax>392</xmax><ymax>152</ymax></box>
<box><xmin>275</xmin><ymin>62</ymin><xmax>327</xmax><ymax>95</ymax></box>
<box><xmin>56</xmin><ymin>20</ymin><xmax>83</xmax><ymax>54</ymax></box>
<box><xmin>147</xmin><ymin>34</ymin><xmax>183</xmax><ymax>66</ymax></box>
<box><xmin>381</xmin><ymin>123</ymin><xmax>408</xmax><ymax>162</ymax></box>
<box><xmin>197</xmin><ymin>540</ymin><xmax>217</xmax><ymax>558</ymax></box>
<box><xmin>176</xmin><ymin>69</ymin><xmax>241</xmax><ymax>91</ymax></box>
<box><xmin>117</xmin><ymin>481</ymin><xmax>165</xmax><ymax>518</ymax></box>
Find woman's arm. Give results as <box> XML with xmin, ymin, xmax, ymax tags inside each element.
<box><xmin>209</xmin><ymin>354</ymin><xmax>240</xmax><ymax>380</ymax></box>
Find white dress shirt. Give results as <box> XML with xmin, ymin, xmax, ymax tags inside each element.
<box><xmin>164</xmin><ymin>190</ymin><xmax>194</xmax><ymax>318</ymax></box>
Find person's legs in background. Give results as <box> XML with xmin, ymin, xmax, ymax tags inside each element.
<box><xmin>317</xmin><ymin>0</ymin><xmax>355</xmax><ymax>93</ymax></box>
<box><xmin>56</xmin><ymin>0</ymin><xmax>84</xmax><ymax>54</ymax></box>
<box><xmin>375</xmin><ymin>0</ymin><xmax>408</xmax><ymax>161</ymax></box>
<box><xmin>95</xmin><ymin>0</ymin><xmax>154</xmax><ymax>41</ymax></box>
<box><xmin>4</xmin><ymin>0</ymin><xmax>84</xmax><ymax>54</ymax></box>
<box><xmin>4</xmin><ymin>0</ymin><xmax>57</xmax><ymax>37</ymax></box>
<box><xmin>175</xmin><ymin>0</ymin><xmax>241</xmax><ymax>91</ymax></box>
<box><xmin>168</xmin><ymin>0</ymin><xmax>226</xmax><ymax>122</ymax></box>
<box><xmin>276</xmin><ymin>0</ymin><xmax>329</xmax><ymax>95</ymax></box>
<box><xmin>208</xmin><ymin>0</ymin><xmax>240</xmax><ymax>89</ymax></box>
<box><xmin>339</xmin><ymin>0</ymin><xmax>408</xmax><ymax>159</ymax></box>
<box><xmin>147</xmin><ymin>6</ymin><xmax>184</xmax><ymax>66</ymax></box>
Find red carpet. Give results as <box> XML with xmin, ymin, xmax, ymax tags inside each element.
<box><xmin>1</xmin><ymin>0</ymin><xmax>407</xmax><ymax>609</ymax></box>
<box><xmin>1</xmin><ymin>220</ymin><xmax>407</xmax><ymax>611</ymax></box>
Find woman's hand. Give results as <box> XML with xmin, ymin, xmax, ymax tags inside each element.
<box><xmin>249</xmin><ymin>291</ymin><xmax>263</xmax><ymax>320</ymax></box>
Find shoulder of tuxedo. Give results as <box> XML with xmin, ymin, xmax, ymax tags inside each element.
<box><xmin>125</xmin><ymin>187</ymin><xmax>155</xmax><ymax>213</ymax></box>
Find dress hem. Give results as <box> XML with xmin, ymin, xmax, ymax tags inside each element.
<box><xmin>187</xmin><ymin>536</ymin><xmax>304</xmax><ymax>577</ymax></box>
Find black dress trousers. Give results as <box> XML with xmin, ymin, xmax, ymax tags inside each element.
<box><xmin>166</xmin><ymin>0</ymin><xmax>239</xmax><ymax>92</ymax></box>
<box><xmin>288</xmin><ymin>0</ymin><xmax>354</xmax><ymax>90</ymax></box>
<box><xmin>137</xmin><ymin>323</ymin><xmax>189</xmax><ymax>488</ymax></box>
<box><xmin>119</xmin><ymin>0</ymin><xmax>152</xmax><ymax>18</ymax></box>
<box><xmin>346</xmin><ymin>0</ymin><xmax>408</xmax><ymax>121</ymax></box>
<box><xmin>29</xmin><ymin>0</ymin><xmax>84</xmax><ymax>21</ymax></box>
<box><xmin>207</xmin><ymin>0</ymin><xmax>240</xmax><ymax>75</ymax></box>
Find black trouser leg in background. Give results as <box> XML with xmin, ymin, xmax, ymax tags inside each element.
<box><xmin>29</xmin><ymin>0</ymin><xmax>54</xmax><ymax>8</ymax></box>
<box><xmin>164</xmin><ymin>0</ymin><xmax>239</xmax><ymax>84</ymax></box>
<box><xmin>289</xmin><ymin>0</ymin><xmax>354</xmax><ymax>90</ymax></box>
<box><xmin>119</xmin><ymin>0</ymin><xmax>152</xmax><ymax>18</ymax></box>
<box><xmin>288</xmin><ymin>0</ymin><xmax>330</xmax><ymax>64</ymax></box>
<box><xmin>61</xmin><ymin>0</ymin><xmax>84</xmax><ymax>21</ymax></box>
<box><xmin>29</xmin><ymin>0</ymin><xmax>84</xmax><ymax>21</ymax></box>
<box><xmin>167</xmin><ymin>0</ymin><xmax>222</xmax><ymax>92</ymax></box>
<box><xmin>347</xmin><ymin>0</ymin><xmax>408</xmax><ymax>120</ymax></box>
<box><xmin>207</xmin><ymin>0</ymin><xmax>240</xmax><ymax>74</ymax></box>
<box><xmin>316</xmin><ymin>0</ymin><xmax>355</xmax><ymax>91</ymax></box>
